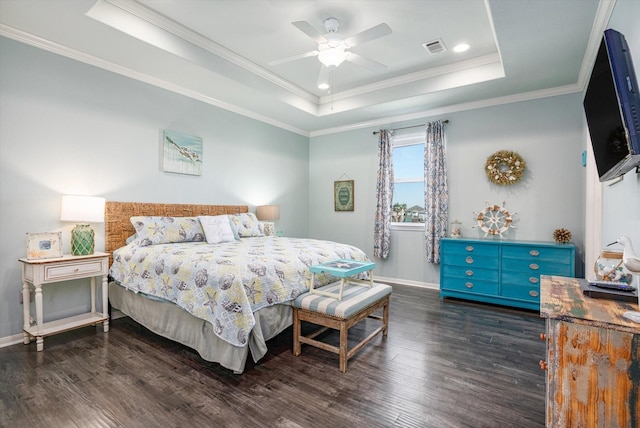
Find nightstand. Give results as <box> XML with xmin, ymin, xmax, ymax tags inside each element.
<box><xmin>19</xmin><ymin>252</ymin><xmax>110</xmax><ymax>351</ymax></box>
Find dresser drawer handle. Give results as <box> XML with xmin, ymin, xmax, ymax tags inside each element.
<box><xmin>465</xmin><ymin>282</ymin><xmax>474</xmax><ymax>289</ymax></box>
<box><xmin>465</xmin><ymin>270</ymin><xmax>474</xmax><ymax>276</ymax></box>
<box><xmin>465</xmin><ymin>256</ymin><xmax>474</xmax><ymax>264</ymax></box>
<box><xmin>529</xmin><ymin>290</ymin><xmax>539</xmax><ymax>297</ymax></box>
<box><xmin>74</xmin><ymin>268</ymin><xmax>80</xmax><ymax>272</ymax></box>
<box><xmin>529</xmin><ymin>250</ymin><xmax>540</xmax><ymax>256</ymax></box>
<box><xmin>529</xmin><ymin>263</ymin><xmax>539</xmax><ymax>270</ymax></box>
<box><xmin>529</xmin><ymin>277</ymin><xmax>539</xmax><ymax>284</ymax></box>
<box><xmin>465</xmin><ymin>246</ymin><xmax>474</xmax><ymax>252</ymax></box>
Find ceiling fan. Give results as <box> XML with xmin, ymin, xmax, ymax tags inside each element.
<box><xmin>268</xmin><ymin>17</ymin><xmax>392</xmax><ymax>89</ymax></box>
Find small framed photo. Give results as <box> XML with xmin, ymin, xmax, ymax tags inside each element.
<box><xmin>334</xmin><ymin>180</ymin><xmax>354</xmax><ymax>211</ymax></box>
<box><xmin>26</xmin><ymin>232</ymin><xmax>63</xmax><ymax>260</ymax></box>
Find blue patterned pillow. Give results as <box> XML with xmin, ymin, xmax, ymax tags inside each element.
<box><xmin>130</xmin><ymin>216</ymin><xmax>206</xmax><ymax>246</ymax></box>
<box><xmin>229</xmin><ymin>213</ymin><xmax>264</xmax><ymax>237</ymax></box>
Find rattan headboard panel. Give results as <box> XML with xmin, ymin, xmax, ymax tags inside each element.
<box><xmin>105</xmin><ymin>201</ymin><xmax>248</xmax><ymax>263</ymax></box>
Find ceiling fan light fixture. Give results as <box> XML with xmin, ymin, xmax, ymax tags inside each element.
<box><xmin>318</xmin><ymin>41</ymin><xmax>347</xmax><ymax>69</ymax></box>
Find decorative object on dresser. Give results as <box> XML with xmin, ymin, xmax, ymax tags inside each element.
<box><xmin>484</xmin><ymin>150</ymin><xmax>526</xmax><ymax>185</ymax></box>
<box><xmin>609</xmin><ymin>236</ymin><xmax>640</xmax><ymax>322</ymax></box>
<box><xmin>472</xmin><ymin>201</ymin><xmax>516</xmax><ymax>238</ymax></box>
<box><xmin>449</xmin><ymin>219</ymin><xmax>462</xmax><ymax>238</ymax></box>
<box><xmin>552</xmin><ymin>227</ymin><xmax>571</xmax><ymax>244</ymax></box>
<box><xmin>440</xmin><ymin>238</ymin><xmax>575</xmax><ymax>310</ymax></box>
<box><xmin>60</xmin><ymin>195</ymin><xmax>105</xmax><ymax>255</ymax></box>
<box><xmin>25</xmin><ymin>232</ymin><xmax>62</xmax><ymax>260</ymax></box>
<box><xmin>20</xmin><ymin>252</ymin><xmax>110</xmax><ymax>351</ymax></box>
<box><xmin>256</xmin><ymin>204</ymin><xmax>280</xmax><ymax>236</ymax></box>
<box><xmin>540</xmin><ymin>276</ymin><xmax>640</xmax><ymax>427</ymax></box>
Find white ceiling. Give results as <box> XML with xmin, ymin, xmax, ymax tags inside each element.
<box><xmin>0</xmin><ymin>0</ymin><xmax>611</xmax><ymax>136</ymax></box>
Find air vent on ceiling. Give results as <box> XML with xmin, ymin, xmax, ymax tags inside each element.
<box><xmin>423</xmin><ymin>39</ymin><xmax>447</xmax><ymax>54</ymax></box>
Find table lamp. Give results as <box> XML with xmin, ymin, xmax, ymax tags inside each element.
<box><xmin>60</xmin><ymin>195</ymin><xmax>105</xmax><ymax>255</ymax></box>
<box><xmin>256</xmin><ymin>205</ymin><xmax>280</xmax><ymax>236</ymax></box>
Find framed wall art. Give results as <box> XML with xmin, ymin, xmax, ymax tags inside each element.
<box><xmin>26</xmin><ymin>232</ymin><xmax>63</xmax><ymax>260</ymax></box>
<box><xmin>334</xmin><ymin>180</ymin><xmax>354</xmax><ymax>211</ymax></box>
<box><xmin>162</xmin><ymin>129</ymin><xmax>203</xmax><ymax>176</ymax></box>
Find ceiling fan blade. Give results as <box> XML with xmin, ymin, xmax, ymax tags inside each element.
<box><xmin>345</xmin><ymin>23</ymin><xmax>391</xmax><ymax>47</ymax></box>
<box><xmin>346</xmin><ymin>52</ymin><xmax>387</xmax><ymax>72</ymax></box>
<box><xmin>292</xmin><ymin>21</ymin><xmax>327</xmax><ymax>43</ymax></box>
<box><xmin>268</xmin><ymin>50</ymin><xmax>319</xmax><ymax>66</ymax></box>
<box><xmin>316</xmin><ymin>65</ymin><xmax>330</xmax><ymax>87</ymax></box>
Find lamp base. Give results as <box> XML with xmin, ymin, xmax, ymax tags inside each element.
<box><xmin>71</xmin><ymin>224</ymin><xmax>95</xmax><ymax>255</ymax></box>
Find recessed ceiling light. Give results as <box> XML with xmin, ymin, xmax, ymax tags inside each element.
<box><xmin>318</xmin><ymin>83</ymin><xmax>330</xmax><ymax>90</ymax></box>
<box><xmin>453</xmin><ymin>43</ymin><xmax>470</xmax><ymax>53</ymax></box>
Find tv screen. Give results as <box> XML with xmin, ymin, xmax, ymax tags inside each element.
<box><xmin>583</xmin><ymin>29</ymin><xmax>640</xmax><ymax>182</ymax></box>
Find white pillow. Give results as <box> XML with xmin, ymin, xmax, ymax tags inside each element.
<box><xmin>198</xmin><ymin>215</ymin><xmax>236</xmax><ymax>244</ymax></box>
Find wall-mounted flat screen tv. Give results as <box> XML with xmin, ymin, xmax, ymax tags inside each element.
<box><xmin>583</xmin><ymin>28</ymin><xmax>640</xmax><ymax>182</ymax></box>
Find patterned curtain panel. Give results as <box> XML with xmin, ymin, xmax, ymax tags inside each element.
<box><xmin>374</xmin><ymin>129</ymin><xmax>394</xmax><ymax>259</ymax></box>
<box><xmin>424</xmin><ymin>120</ymin><xmax>448</xmax><ymax>263</ymax></box>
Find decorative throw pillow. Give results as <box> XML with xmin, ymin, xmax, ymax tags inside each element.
<box><xmin>130</xmin><ymin>216</ymin><xmax>206</xmax><ymax>246</ymax></box>
<box><xmin>229</xmin><ymin>213</ymin><xmax>264</xmax><ymax>237</ymax></box>
<box><xmin>198</xmin><ymin>215</ymin><xmax>237</xmax><ymax>244</ymax></box>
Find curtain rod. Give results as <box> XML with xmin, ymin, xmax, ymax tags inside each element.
<box><xmin>372</xmin><ymin>119</ymin><xmax>449</xmax><ymax>135</ymax></box>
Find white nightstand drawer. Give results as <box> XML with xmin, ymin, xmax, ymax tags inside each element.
<box><xmin>44</xmin><ymin>259</ymin><xmax>108</xmax><ymax>281</ymax></box>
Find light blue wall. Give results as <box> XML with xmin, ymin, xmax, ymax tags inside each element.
<box><xmin>0</xmin><ymin>37</ymin><xmax>309</xmax><ymax>339</ymax></box>
<box><xmin>309</xmin><ymin>94</ymin><xmax>587</xmax><ymax>285</ymax></box>
<box><xmin>600</xmin><ymin>0</ymin><xmax>640</xmax><ymax>252</ymax></box>
<box><xmin>1</xmin><ymin>0</ymin><xmax>637</xmax><ymax>344</ymax></box>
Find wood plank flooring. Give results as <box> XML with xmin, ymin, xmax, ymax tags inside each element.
<box><xmin>0</xmin><ymin>285</ymin><xmax>546</xmax><ymax>427</ymax></box>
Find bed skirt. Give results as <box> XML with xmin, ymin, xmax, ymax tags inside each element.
<box><xmin>109</xmin><ymin>281</ymin><xmax>292</xmax><ymax>374</ymax></box>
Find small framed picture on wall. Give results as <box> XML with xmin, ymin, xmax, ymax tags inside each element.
<box><xmin>334</xmin><ymin>180</ymin><xmax>354</xmax><ymax>211</ymax></box>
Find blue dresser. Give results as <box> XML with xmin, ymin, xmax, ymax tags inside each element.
<box><xmin>440</xmin><ymin>238</ymin><xmax>575</xmax><ymax>310</ymax></box>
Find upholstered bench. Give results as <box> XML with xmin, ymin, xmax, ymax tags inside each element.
<box><xmin>292</xmin><ymin>282</ymin><xmax>391</xmax><ymax>372</ymax></box>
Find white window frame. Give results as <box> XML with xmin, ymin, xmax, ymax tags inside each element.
<box><xmin>391</xmin><ymin>132</ymin><xmax>425</xmax><ymax>231</ymax></box>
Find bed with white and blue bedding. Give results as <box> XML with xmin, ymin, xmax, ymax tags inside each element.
<box><xmin>105</xmin><ymin>202</ymin><xmax>370</xmax><ymax>373</ymax></box>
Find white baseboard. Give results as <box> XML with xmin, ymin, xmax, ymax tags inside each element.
<box><xmin>0</xmin><ymin>333</ymin><xmax>26</xmax><ymax>348</ymax></box>
<box><xmin>375</xmin><ymin>275</ymin><xmax>440</xmax><ymax>290</ymax></box>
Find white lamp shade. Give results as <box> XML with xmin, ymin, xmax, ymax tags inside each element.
<box><xmin>256</xmin><ymin>205</ymin><xmax>280</xmax><ymax>221</ymax></box>
<box><xmin>60</xmin><ymin>195</ymin><xmax>105</xmax><ymax>223</ymax></box>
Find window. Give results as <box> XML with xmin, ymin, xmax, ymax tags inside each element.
<box><xmin>391</xmin><ymin>132</ymin><xmax>425</xmax><ymax>224</ymax></box>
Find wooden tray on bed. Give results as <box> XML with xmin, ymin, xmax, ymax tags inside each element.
<box><xmin>105</xmin><ymin>201</ymin><xmax>248</xmax><ymax>264</ymax></box>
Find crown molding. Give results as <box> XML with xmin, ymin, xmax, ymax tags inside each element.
<box><xmin>310</xmin><ymin>83</ymin><xmax>582</xmax><ymax>137</ymax></box>
<box><xmin>0</xmin><ymin>24</ymin><xmax>310</xmax><ymax>137</ymax></box>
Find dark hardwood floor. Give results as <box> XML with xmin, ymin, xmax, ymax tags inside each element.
<box><xmin>0</xmin><ymin>285</ymin><xmax>546</xmax><ymax>428</ymax></box>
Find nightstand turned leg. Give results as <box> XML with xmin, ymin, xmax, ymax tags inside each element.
<box><xmin>22</xmin><ymin>281</ymin><xmax>30</xmax><ymax>344</ymax></box>
<box><xmin>102</xmin><ymin>274</ymin><xmax>109</xmax><ymax>332</ymax></box>
<box><xmin>34</xmin><ymin>284</ymin><xmax>44</xmax><ymax>351</ymax></box>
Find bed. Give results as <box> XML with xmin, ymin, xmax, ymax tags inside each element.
<box><xmin>105</xmin><ymin>201</ymin><xmax>371</xmax><ymax>373</ymax></box>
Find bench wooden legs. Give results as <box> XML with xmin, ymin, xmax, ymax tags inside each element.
<box><xmin>292</xmin><ymin>295</ymin><xmax>390</xmax><ymax>373</ymax></box>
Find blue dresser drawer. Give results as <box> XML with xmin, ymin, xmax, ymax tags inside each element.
<box><xmin>502</xmin><ymin>245</ymin><xmax>572</xmax><ymax>263</ymax></box>
<box><xmin>440</xmin><ymin>277</ymin><xmax>499</xmax><ymax>295</ymax></box>
<box><xmin>500</xmin><ymin>283</ymin><xmax>541</xmax><ymax>302</ymax></box>
<box><xmin>441</xmin><ymin>241</ymin><xmax>499</xmax><ymax>268</ymax></box>
<box><xmin>501</xmin><ymin>259</ymin><xmax>573</xmax><ymax>276</ymax></box>
<box><xmin>442</xmin><ymin>264</ymin><xmax>498</xmax><ymax>281</ymax></box>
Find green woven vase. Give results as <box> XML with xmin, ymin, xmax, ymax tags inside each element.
<box><xmin>71</xmin><ymin>224</ymin><xmax>94</xmax><ymax>255</ymax></box>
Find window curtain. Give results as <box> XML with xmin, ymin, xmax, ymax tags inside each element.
<box><xmin>424</xmin><ymin>120</ymin><xmax>448</xmax><ymax>263</ymax></box>
<box><xmin>374</xmin><ymin>129</ymin><xmax>394</xmax><ymax>259</ymax></box>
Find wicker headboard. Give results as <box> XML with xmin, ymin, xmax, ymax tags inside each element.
<box><xmin>105</xmin><ymin>201</ymin><xmax>248</xmax><ymax>263</ymax></box>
